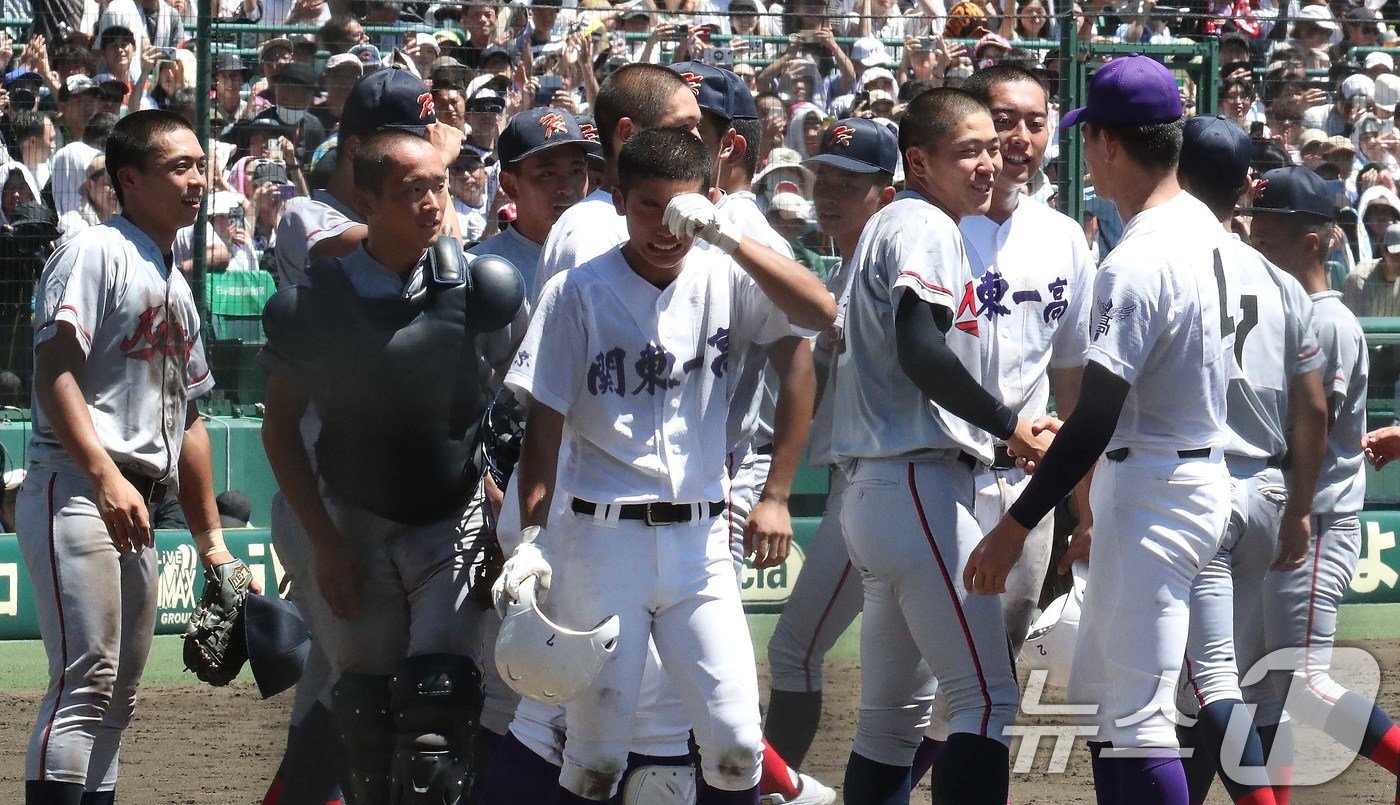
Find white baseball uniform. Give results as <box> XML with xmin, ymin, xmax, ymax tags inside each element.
<box><xmin>18</xmin><ymin>215</ymin><xmax>214</xmax><ymax>791</ymax></box>
<box><xmin>1071</xmin><ymin>191</ymin><xmax>1234</xmax><ymax>749</ymax></box>
<box><xmin>1251</xmin><ymin>290</ymin><xmax>1369</xmax><ymax>731</ymax></box>
<box><xmin>832</xmin><ymin>190</ymin><xmax>1018</xmax><ymax>766</ymax></box>
<box><xmin>502</xmin><ymin>186</ymin><xmax>695</xmax><ymax>765</ymax></box>
<box><xmin>505</xmin><ymin>242</ymin><xmax>790</xmax><ymax>797</ymax></box>
<box><xmin>1178</xmin><ymin>238</ymin><xmax>1324</xmax><ymax>715</ymax></box>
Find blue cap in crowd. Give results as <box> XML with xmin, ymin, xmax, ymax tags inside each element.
<box><xmin>668</xmin><ymin>61</ymin><xmax>757</xmax><ymax>121</ymax></box>
<box><xmin>1242</xmin><ymin>165</ymin><xmax>1338</xmax><ymax>222</ymax></box>
<box><xmin>1180</xmin><ymin>115</ymin><xmax>1252</xmax><ymax>188</ymax></box>
<box><xmin>804</xmin><ymin>118</ymin><xmax>899</xmax><ymax>175</ymax></box>
<box><xmin>4</xmin><ymin>68</ymin><xmax>41</xmax><ymax>88</ymax></box>
<box><xmin>1060</xmin><ymin>54</ymin><xmax>1182</xmax><ymax>128</ymax></box>
<box><xmin>498</xmin><ymin>107</ymin><xmax>595</xmax><ymax>165</ymax></box>
<box><xmin>340</xmin><ymin>68</ymin><xmax>437</xmax><ymax>139</ymax></box>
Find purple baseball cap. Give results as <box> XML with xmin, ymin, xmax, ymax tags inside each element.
<box><xmin>1060</xmin><ymin>54</ymin><xmax>1183</xmax><ymax>128</ymax></box>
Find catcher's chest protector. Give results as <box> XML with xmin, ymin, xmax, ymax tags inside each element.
<box><xmin>290</xmin><ymin>255</ymin><xmax>495</xmax><ymax>525</ymax></box>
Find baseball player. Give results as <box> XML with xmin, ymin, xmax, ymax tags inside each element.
<box><xmin>465</xmin><ymin>106</ymin><xmax>592</xmax><ymax>769</ymax></box>
<box><xmin>967</xmin><ymin>55</ymin><xmax>1236</xmax><ymax>803</ymax></box>
<box><xmin>672</xmin><ymin>60</ymin><xmax>832</xmax><ymax>805</ymax></box>
<box><xmin>763</xmin><ymin>117</ymin><xmax>899</xmax><ymax>771</ymax></box>
<box><xmin>484</xmin><ymin>64</ymin><xmax>823</xmax><ymax>805</ymax></box>
<box><xmin>260</xmin><ymin>129</ymin><xmax>525</xmax><ymax>805</ymax></box>
<box><xmin>263</xmin><ymin>68</ymin><xmax>461</xmax><ymax>805</ymax></box>
<box><xmin>1171</xmin><ymin>117</ymin><xmax>1328</xmax><ymax>805</ymax></box>
<box><xmin>496</xmin><ymin>126</ymin><xmax>834</xmax><ymax>804</ymax></box>
<box><xmin>1247</xmin><ymin>165</ymin><xmax>1400</xmax><ymax>802</ymax></box>
<box><xmin>18</xmin><ymin>109</ymin><xmax>257</xmax><ymax>805</ymax></box>
<box><xmin>832</xmin><ymin>87</ymin><xmax>1052</xmax><ymax>804</ymax></box>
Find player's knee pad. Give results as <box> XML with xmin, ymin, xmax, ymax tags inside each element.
<box><xmin>332</xmin><ymin>672</ymin><xmax>393</xmax><ymax>805</ymax></box>
<box><xmin>388</xmin><ymin>654</ymin><xmax>484</xmax><ymax>804</ymax></box>
<box><xmin>621</xmin><ymin>764</ymin><xmax>697</xmax><ymax>805</ymax></box>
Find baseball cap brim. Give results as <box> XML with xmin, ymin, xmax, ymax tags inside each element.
<box><xmin>803</xmin><ymin>152</ymin><xmax>883</xmax><ymax>174</ymax></box>
<box><xmin>1237</xmin><ymin>205</ymin><xmax>1333</xmax><ymax>221</ymax></box>
<box><xmin>1060</xmin><ymin>106</ymin><xmax>1087</xmax><ymax>127</ymax></box>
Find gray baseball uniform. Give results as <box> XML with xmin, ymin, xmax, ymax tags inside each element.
<box><xmin>18</xmin><ymin>215</ymin><xmax>214</xmax><ymax>791</ymax></box>
<box><xmin>1179</xmin><ymin>238</ymin><xmax>1323</xmax><ymax>715</ymax></box>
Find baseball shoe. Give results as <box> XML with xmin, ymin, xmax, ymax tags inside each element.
<box><xmin>759</xmin><ymin>772</ymin><xmax>837</xmax><ymax>805</ymax></box>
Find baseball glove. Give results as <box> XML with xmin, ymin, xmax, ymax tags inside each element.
<box><xmin>182</xmin><ymin>559</ymin><xmax>254</xmax><ymax>686</ymax></box>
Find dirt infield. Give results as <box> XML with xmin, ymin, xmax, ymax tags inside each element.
<box><xmin>4</xmin><ymin>647</ymin><xmax>1400</xmax><ymax>803</ymax></box>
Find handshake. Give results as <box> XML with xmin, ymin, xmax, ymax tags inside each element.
<box><xmin>1006</xmin><ymin>415</ymin><xmax>1060</xmax><ymax>473</ymax></box>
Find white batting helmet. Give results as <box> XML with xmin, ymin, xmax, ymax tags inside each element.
<box><xmin>1019</xmin><ymin>564</ymin><xmax>1087</xmax><ymax>689</ymax></box>
<box><xmin>495</xmin><ymin>577</ymin><xmax>621</xmax><ymax>704</ymax></box>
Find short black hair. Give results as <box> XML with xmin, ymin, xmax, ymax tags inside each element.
<box><xmin>353</xmin><ymin>128</ymin><xmax>436</xmax><ymax>195</ymax></box>
<box><xmin>9</xmin><ymin>111</ymin><xmax>47</xmax><ymax>147</ymax></box>
<box><xmin>898</xmin><ymin>87</ymin><xmax>990</xmax><ymax>157</ymax></box>
<box><xmin>317</xmin><ymin>13</ymin><xmax>362</xmax><ymax>54</ymax></box>
<box><xmin>106</xmin><ymin>109</ymin><xmax>195</xmax><ymax>205</ymax></box>
<box><xmin>733</xmin><ymin>117</ymin><xmax>762</xmax><ymax>178</ymax></box>
<box><xmin>1086</xmin><ymin>119</ymin><xmax>1184</xmax><ymax>172</ymax></box>
<box><xmin>1220</xmin><ymin>77</ymin><xmax>1254</xmax><ymax>100</ymax></box>
<box><xmin>617</xmin><ymin>127</ymin><xmax>712</xmax><ymax>193</ymax></box>
<box><xmin>83</xmin><ymin>112</ymin><xmax>119</xmax><ymax>149</ymax></box>
<box><xmin>52</xmin><ymin>43</ymin><xmax>94</xmax><ymax>72</ymax></box>
<box><xmin>961</xmin><ymin>63</ymin><xmax>1046</xmax><ymax>105</ymax></box>
<box><xmin>1251</xmin><ymin>138</ymin><xmax>1289</xmax><ymax>175</ymax></box>
<box><xmin>594</xmin><ymin>64</ymin><xmax>688</xmax><ymax>161</ymax></box>
<box><xmin>1179</xmin><ymin>161</ymin><xmax>1245</xmax><ymax>219</ymax></box>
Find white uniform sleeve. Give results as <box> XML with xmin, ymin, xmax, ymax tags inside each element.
<box><xmin>1085</xmin><ymin>261</ymin><xmax>1168</xmax><ymax>385</ymax></box>
<box><xmin>730</xmin><ymin>264</ymin><xmax>795</xmax><ymax>350</ymax></box>
<box><xmin>33</xmin><ymin>233</ymin><xmax>109</xmax><ymax>356</ymax></box>
<box><xmin>504</xmin><ymin>274</ymin><xmax>587</xmax><ymax>416</ymax></box>
<box><xmin>888</xmin><ymin>217</ymin><xmax>963</xmax><ymax>314</ymax></box>
<box><xmin>1286</xmin><ymin>282</ymin><xmax>1326</xmax><ymax>378</ymax></box>
<box><xmin>1049</xmin><ymin>226</ymin><xmax>1094</xmax><ymax>369</ymax></box>
<box><xmin>186</xmin><ymin>329</ymin><xmax>215</xmax><ymax>398</ymax></box>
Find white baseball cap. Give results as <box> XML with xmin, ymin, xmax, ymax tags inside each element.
<box><xmin>1342</xmin><ymin>73</ymin><xmax>1376</xmax><ymax>100</ymax></box>
<box><xmin>1298</xmin><ymin>4</ymin><xmax>1340</xmax><ymax>31</ymax></box>
<box><xmin>851</xmin><ymin>36</ymin><xmax>893</xmax><ymax>67</ymax></box>
<box><xmin>862</xmin><ymin>66</ymin><xmax>895</xmax><ymax>87</ymax></box>
<box><xmin>769</xmin><ymin>191</ymin><xmax>811</xmax><ymax>219</ymax></box>
<box><xmin>1367</xmin><ymin>51</ymin><xmax>1395</xmax><ymax>72</ymax></box>
<box><xmin>326</xmin><ymin>52</ymin><xmax>363</xmax><ymax>73</ymax></box>
<box><xmin>3</xmin><ymin>469</ymin><xmax>24</xmax><ymax>491</ymax></box>
<box><xmin>1376</xmin><ymin>73</ymin><xmax>1400</xmax><ymax>112</ymax></box>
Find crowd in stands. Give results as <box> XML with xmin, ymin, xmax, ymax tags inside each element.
<box><xmin>5</xmin><ymin>0</ymin><xmax>1400</xmax><ymax>396</ymax></box>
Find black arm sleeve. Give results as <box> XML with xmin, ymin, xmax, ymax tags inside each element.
<box><xmin>1005</xmin><ymin>362</ymin><xmax>1130</xmax><ymax>529</ymax></box>
<box><xmin>895</xmin><ymin>294</ymin><xmax>1018</xmax><ymax>441</ymax></box>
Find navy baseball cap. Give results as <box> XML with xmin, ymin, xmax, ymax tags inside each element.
<box><xmin>804</xmin><ymin>118</ymin><xmax>898</xmax><ymax>175</ymax></box>
<box><xmin>498</xmin><ymin>107</ymin><xmax>593</xmax><ymax>165</ymax></box>
<box><xmin>1241</xmin><ymin>165</ymin><xmax>1337</xmax><ymax>222</ymax></box>
<box><xmin>575</xmin><ymin>113</ymin><xmax>605</xmax><ymax>163</ymax></box>
<box><xmin>1060</xmin><ymin>54</ymin><xmax>1182</xmax><ymax>128</ymax></box>
<box><xmin>340</xmin><ymin>68</ymin><xmax>437</xmax><ymax>139</ymax></box>
<box><xmin>669</xmin><ymin>61</ymin><xmax>758</xmax><ymax>121</ymax></box>
<box><xmin>1181</xmin><ymin>115</ymin><xmax>1252</xmax><ymax>188</ymax></box>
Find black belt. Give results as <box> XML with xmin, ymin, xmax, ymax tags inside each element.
<box><xmin>1267</xmin><ymin>454</ymin><xmax>1289</xmax><ymax>469</ymax></box>
<box><xmin>753</xmin><ymin>443</ymin><xmax>774</xmax><ymax>456</ymax></box>
<box><xmin>120</xmin><ymin>466</ymin><xmax>167</xmax><ymax>504</ymax></box>
<box><xmin>957</xmin><ymin>447</ymin><xmax>1016</xmax><ymax>471</ymax></box>
<box><xmin>571</xmin><ymin>498</ymin><xmax>724</xmax><ymax>526</ymax></box>
<box><xmin>1105</xmin><ymin>447</ymin><xmax>1212</xmax><ymax>463</ymax></box>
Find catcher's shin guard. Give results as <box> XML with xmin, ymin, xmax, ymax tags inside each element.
<box><xmin>332</xmin><ymin>673</ymin><xmax>393</xmax><ymax>805</ymax></box>
<box><xmin>389</xmin><ymin>654</ymin><xmax>484</xmax><ymax>804</ymax></box>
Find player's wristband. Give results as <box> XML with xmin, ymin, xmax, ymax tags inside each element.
<box><xmin>196</xmin><ymin>528</ymin><xmax>228</xmax><ymax>560</ymax></box>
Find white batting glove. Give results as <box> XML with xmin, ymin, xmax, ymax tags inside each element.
<box><xmin>493</xmin><ymin>525</ymin><xmax>553</xmax><ymax>618</ymax></box>
<box><xmin>663</xmin><ymin>193</ymin><xmax>743</xmax><ymax>254</ymax></box>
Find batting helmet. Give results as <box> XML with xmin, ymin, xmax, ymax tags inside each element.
<box><xmin>1019</xmin><ymin>563</ymin><xmax>1087</xmax><ymax>689</ymax></box>
<box><xmin>495</xmin><ymin>577</ymin><xmax>620</xmax><ymax>704</ymax></box>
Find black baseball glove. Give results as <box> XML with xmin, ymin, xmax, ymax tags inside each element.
<box><xmin>182</xmin><ymin>559</ymin><xmax>255</xmax><ymax>686</ymax></box>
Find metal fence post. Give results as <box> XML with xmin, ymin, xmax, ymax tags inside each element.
<box><xmin>193</xmin><ymin>0</ymin><xmax>212</xmax><ymax>342</ymax></box>
<box><xmin>1056</xmin><ymin>4</ymin><xmax>1083</xmax><ymax>223</ymax></box>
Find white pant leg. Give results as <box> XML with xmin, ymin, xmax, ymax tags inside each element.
<box><xmin>630</xmin><ymin>641</ymin><xmax>695</xmax><ymax>758</ymax></box>
<box><xmin>1070</xmin><ymin>452</ymin><xmax>1230</xmax><ymax>748</ymax></box>
<box><xmin>17</xmin><ymin>470</ymin><xmax>157</xmax><ymax>789</ymax></box>
<box><xmin>974</xmin><ymin>468</ymin><xmax>1055</xmax><ymax>656</ymax></box>
<box><xmin>768</xmin><ymin>471</ymin><xmax>863</xmax><ymax>693</ymax></box>
<box><xmin>842</xmin><ymin>457</ymin><xmax>1019</xmax><ymax>746</ymax></box>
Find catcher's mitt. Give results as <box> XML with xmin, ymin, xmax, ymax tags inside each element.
<box><xmin>182</xmin><ymin>559</ymin><xmax>254</xmax><ymax>686</ymax></box>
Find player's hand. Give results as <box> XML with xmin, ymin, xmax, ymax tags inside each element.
<box><xmin>745</xmin><ymin>495</ymin><xmax>793</xmax><ymax>570</ymax></box>
<box><xmin>1273</xmin><ymin>511</ymin><xmax>1311</xmax><ymax>571</ymax></box>
<box><xmin>203</xmin><ymin>551</ymin><xmax>264</xmax><ymax>594</ymax></box>
<box><xmin>493</xmin><ymin>526</ymin><xmax>552</xmax><ymax>618</ymax></box>
<box><xmin>663</xmin><ymin>193</ymin><xmax>742</xmax><ymax>253</ymax></box>
<box><xmin>1006</xmin><ymin>417</ymin><xmax>1054</xmax><ymax>472</ymax></box>
<box><xmin>964</xmin><ymin>518</ymin><xmax>1029</xmax><ymax>595</ymax></box>
<box><xmin>312</xmin><ymin>539</ymin><xmax>361</xmax><ymax>620</ymax></box>
<box><xmin>1364</xmin><ymin>426</ymin><xmax>1400</xmax><ymax>470</ymax></box>
<box><xmin>93</xmin><ymin>465</ymin><xmax>154</xmax><ymax>552</ymax></box>
<box><xmin>426</xmin><ymin>122</ymin><xmax>466</xmax><ymax>169</ymax></box>
<box><xmin>1058</xmin><ymin>518</ymin><xmax>1092</xmax><ymax>574</ymax></box>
